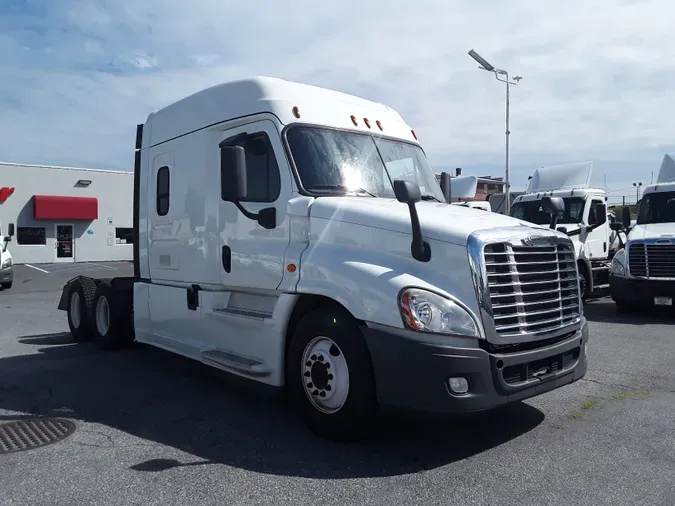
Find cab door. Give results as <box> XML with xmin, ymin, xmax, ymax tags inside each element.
<box><xmin>217</xmin><ymin>119</ymin><xmax>293</xmax><ymax>292</ymax></box>
<box><xmin>585</xmin><ymin>198</ymin><xmax>609</xmax><ymax>259</ymax></box>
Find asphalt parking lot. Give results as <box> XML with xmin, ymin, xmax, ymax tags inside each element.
<box><xmin>0</xmin><ymin>266</ymin><xmax>674</xmax><ymax>506</ymax></box>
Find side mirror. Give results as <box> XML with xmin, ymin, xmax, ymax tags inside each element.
<box><xmin>393</xmin><ymin>180</ymin><xmax>429</xmax><ymax>262</ymax></box>
<box><xmin>7</xmin><ymin>223</ymin><xmax>14</xmax><ymax>237</ymax></box>
<box><xmin>393</xmin><ymin>179</ymin><xmax>422</xmax><ymax>204</ymax></box>
<box><xmin>541</xmin><ymin>196</ymin><xmax>565</xmax><ymax>230</ymax></box>
<box><xmin>440</xmin><ymin>172</ymin><xmax>452</xmax><ymax>203</ymax></box>
<box><xmin>622</xmin><ymin>207</ymin><xmax>631</xmax><ymax>228</ymax></box>
<box><xmin>595</xmin><ymin>205</ymin><xmax>607</xmax><ymax>226</ymax></box>
<box><xmin>609</xmin><ymin>222</ymin><xmax>623</xmax><ymax>232</ymax></box>
<box><xmin>220</xmin><ymin>145</ymin><xmax>248</xmax><ymax>202</ymax></box>
<box><xmin>219</xmin><ymin>142</ymin><xmax>276</xmax><ymax>230</ymax></box>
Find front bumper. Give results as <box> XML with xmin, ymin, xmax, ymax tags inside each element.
<box><xmin>0</xmin><ymin>265</ymin><xmax>13</xmax><ymax>286</ymax></box>
<box><xmin>362</xmin><ymin>320</ymin><xmax>588</xmax><ymax>415</ymax></box>
<box><xmin>610</xmin><ymin>275</ymin><xmax>675</xmax><ymax>304</ymax></box>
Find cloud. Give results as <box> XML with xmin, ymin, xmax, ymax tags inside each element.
<box><xmin>0</xmin><ymin>0</ymin><xmax>673</xmax><ymax>196</ymax></box>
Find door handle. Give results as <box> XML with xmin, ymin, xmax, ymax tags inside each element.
<box><xmin>222</xmin><ymin>245</ymin><xmax>231</xmax><ymax>273</ymax></box>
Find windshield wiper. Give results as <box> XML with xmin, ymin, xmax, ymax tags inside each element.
<box><xmin>306</xmin><ymin>184</ymin><xmax>377</xmax><ymax>197</ymax></box>
<box><xmin>420</xmin><ymin>194</ymin><xmax>441</xmax><ymax>202</ymax></box>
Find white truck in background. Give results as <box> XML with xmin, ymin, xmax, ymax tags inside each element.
<box><xmin>56</xmin><ymin>76</ymin><xmax>589</xmax><ymax>441</ymax></box>
<box><xmin>0</xmin><ymin>222</ymin><xmax>14</xmax><ymax>289</ymax></box>
<box><xmin>510</xmin><ymin>162</ymin><xmax>613</xmax><ymax>300</ymax></box>
<box><xmin>610</xmin><ymin>153</ymin><xmax>675</xmax><ymax>312</ymax></box>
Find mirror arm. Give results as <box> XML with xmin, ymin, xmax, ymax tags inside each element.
<box><xmin>406</xmin><ymin>203</ymin><xmax>431</xmax><ymax>262</ymax></box>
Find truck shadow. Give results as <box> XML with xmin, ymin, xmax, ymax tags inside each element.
<box><xmin>583</xmin><ymin>298</ymin><xmax>675</xmax><ymax>325</ymax></box>
<box><xmin>1</xmin><ymin>332</ymin><xmax>545</xmax><ymax>479</ymax></box>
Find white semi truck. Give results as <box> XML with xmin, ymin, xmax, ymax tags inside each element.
<box><xmin>510</xmin><ymin>162</ymin><xmax>613</xmax><ymax>300</ymax></box>
<box><xmin>57</xmin><ymin>76</ymin><xmax>589</xmax><ymax>441</ymax></box>
<box><xmin>610</xmin><ymin>153</ymin><xmax>675</xmax><ymax>312</ymax></box>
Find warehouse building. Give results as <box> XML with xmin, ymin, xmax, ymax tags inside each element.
<box><xmin>0</xmin><ymin>162</ymin><xmax>133</xmax><ymax>265</ymax></box>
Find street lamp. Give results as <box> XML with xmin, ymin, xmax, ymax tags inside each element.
<box><xmin>633</xmin><ymin>181</ymin><xmax>642</xmax><ymax>203</ymax></box>
<box><xmin>468</xmin><ymin>49</ymin><xmax>522</xmax><ymax>215</ymax></box>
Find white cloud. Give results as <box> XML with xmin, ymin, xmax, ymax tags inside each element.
<box><xmin>0</xmin><ymin>0</ymin><xmax>673</xmax><ymax>195</ymax></box>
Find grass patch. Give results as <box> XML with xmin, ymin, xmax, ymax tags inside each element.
<box><xmin>568</xmin><ymin>398</ymin><xmax>599</xmax><ymax>420</ymax></box>
<box><xmin>611</xmin><ymin>389</ymin><xmax>651</xmax><ymax>400</ymax></box>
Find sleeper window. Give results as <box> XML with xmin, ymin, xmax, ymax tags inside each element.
<box><xmin>156</xmin><ymin>166</ymin><xmax>170</xmax><ymax>216</ymax></box>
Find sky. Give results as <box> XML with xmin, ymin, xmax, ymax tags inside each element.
<box><xmin>1</xmin><ymin>0</ymin><xmax>673</xmax><ymax>204</ymax></box>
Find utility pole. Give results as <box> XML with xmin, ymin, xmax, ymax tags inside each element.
<box><xmin>468</xmin><ymin>49</ymin><xmax>522</xmax><ymax>215</ymax></box>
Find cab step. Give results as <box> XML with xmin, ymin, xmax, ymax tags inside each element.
<box><xmin>201</xmin><ymin>349</ymin><xmax>271</xmax><ymax>377</ymax></box>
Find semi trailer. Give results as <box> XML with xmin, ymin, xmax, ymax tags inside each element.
<box><xmin>57</xmin><ymin>76</ymin><xmax>589</xmax><ymax>441</ymax></box>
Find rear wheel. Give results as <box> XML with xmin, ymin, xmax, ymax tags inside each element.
<box><xmin>67</xmin><ymin>278</ymin><xmax>96</xmax><ymax>342</ymax></box>
<box><xmin>92</xmin><ymin>281</ymin><xmax>134</xmax><ymax>350</ymax></box>
<box><xmin>1</xmin><ymin>282</ymin><xmax>11</xmax><ymax>290</ymax></box>
<box><xmin>286</xmin><ymin>306</ymin><xmax>377</xmax><ymax>442</ymax></box>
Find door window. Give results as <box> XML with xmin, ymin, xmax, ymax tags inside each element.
<box><xmin>56</xmin><ymin>225</ymin><xmax>73</xmax><ymax>258</ymax></box>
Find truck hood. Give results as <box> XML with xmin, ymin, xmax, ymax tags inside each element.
<box><xmin>308</xmin><ymin>197</ymin><xmax>535</xmax><ymax>245</ymax></box>
<box><xmin>628</xmin><ymin>223</ymin><xmax>675</xmax><ymax>241</ymax></box>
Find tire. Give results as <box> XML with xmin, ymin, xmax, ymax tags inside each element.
<box><xmin>1</xmin><ymin>282</ymin><xmax>11</xmax><ymax>290</ymax></box>
<box><xmin>286</xmin><ymin>306</ymin><xmax>377</xmax><ymax>442</ymax></box>
<box><xmin>92</xmin><ymin>280</ymin><xmax>134</xmax><ymax>350</ymax></box>
<box><xmin>67</xmin><ymin>278</ymin><xmax>97</xmax><ymax>342</ymax></box>
<box><xmin>578</xmin><ymin>262</ymin><xmax>590</xmax><ymax>301</ymax></box>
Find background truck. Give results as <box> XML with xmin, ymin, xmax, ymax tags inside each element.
<box><xmin>57</xmin><ymin>76</ymin><xmax>589</xmax><ymax>441</ymax></box>
<box><xmin>609</xmin><ymin>153</ymin><xmax>675</xmax><ymax>312</ymax></box>
<box><xmin>510</xmin><ymin>161</ymin><xmax>613</xmax><ymax>300</ymax></box>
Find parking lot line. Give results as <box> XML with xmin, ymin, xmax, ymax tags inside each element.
<box><xmin>23</xmin><ymin>264</ymin><xmax>50</xmax><ymax>274</ymax></box>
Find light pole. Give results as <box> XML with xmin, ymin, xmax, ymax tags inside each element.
<box><xmin>633</xmin><ymin>181</ymin><xmax>642</xmax><ymax>203</ymax></box>
<box><xmin>468</xmin><ymin>49</ymin><xmax>522</xmax><ymax>215</ymax></box>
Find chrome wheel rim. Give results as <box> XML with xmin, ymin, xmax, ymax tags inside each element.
<box><xmin>95</xmin><ymin>296</ymin><xmax>110</xmax><ymax>336</ymax></box>
<box><xmin>301</xmin><ymin>336</ymin><xmax>349</xmax><ymax>414</ymax></box>
<box><xmin>70</xmin><ymin>292</ymin><xmax>81</xmax><ymax>328</ymax></box>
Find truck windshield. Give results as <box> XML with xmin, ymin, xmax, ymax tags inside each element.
<box><xmin>511</xmin><ymin>197</ymin><xmax>586</xmax><ymax>225</ymax></box>
<box><xmin>637</xmin><ymin>192</ymin><xmax>675</xmax><ymax>224</ymax></box>
<box><xmin>285</xmin><ymin>126</ymin><xmax>444</xmax><ymax>201</ymax></box>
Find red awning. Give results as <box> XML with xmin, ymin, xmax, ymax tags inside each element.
<box><xmin>33</xmin><ymin>195</ymin><xmax>99</xmax><ymax>220</ymax></box>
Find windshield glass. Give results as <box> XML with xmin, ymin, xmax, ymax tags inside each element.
<box><xmin>285</xmin><ymin>126</ymin><xmax>444</xmax><ymax>201</ymax></box>
<box><xmin>637</xmin><ymin>191</ymin><xmax>675</xmax><ymax>224</ymax></box>
<box><xmin>511</xmin><ymin>197</ymin><xmax>586</xmax><ymax>225</ymax></box>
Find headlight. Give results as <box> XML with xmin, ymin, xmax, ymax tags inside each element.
<box><xmin>610</xmin><ymin>249</ymin><xmax>626</xmax><ymax>277</ymax></box>
<box><xmin>398</xmin><ymin>288</ymin><xmax>480</xmax><ymax>338</ymax></box>
<box><xmin>1</xmin><ymin>258</ymin><xmax>11</xmax><ymax>269</ymax></box>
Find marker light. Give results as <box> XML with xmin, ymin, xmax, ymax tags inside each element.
<box><xmin>364</xmin><ymin>118</ymin><xmax>371</xmax><ymax>129</ymax></box>
<box><xmin>376</xmin><ymin>120</ymin><xmax>383</xmax><ymax>131</ymax></box>
<box><xmin>411</xmin><ymin>129</ymin><xmax>418</xmax><ymax>140</ymax></box>
<box><xmin>292</xmin><ymin>106</ymin><xmax>301</xmax><ymax>118</ymax></box>
<box><xmin>351</xmin><ymin>115</ymin><xmax>358</xmax><ymax>126</ymax></box>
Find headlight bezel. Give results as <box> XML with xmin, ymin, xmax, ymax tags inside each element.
<box><xmin>1</xmin><ymin>257</ymin><xmax>11</xmax><ymax>269</ymax></box>
<box><xmin>397</xmin><ymin>286</ymin><xmax>482</xmax><ymax>339</ymax></box>
<box><xmin>610</xmin><ymin>248</ymin><xmax>626</xmax><ymax>277</ymax></box>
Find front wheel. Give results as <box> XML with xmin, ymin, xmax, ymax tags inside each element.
<box><xmin>286</xmin><ymin>307</ymin><xmax>377</xmax><ymax>442</ymax></box>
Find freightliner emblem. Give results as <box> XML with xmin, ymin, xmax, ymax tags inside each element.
<box><xmin>522</xmin><ymin>234</ymin><xmax>557</xmax><ymax>247</ymax></box>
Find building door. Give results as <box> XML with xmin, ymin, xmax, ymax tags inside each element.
<box><xmin>55</xmin><ymin>224</ymin><xmax>75</xmax><ymax>263</ymax></box>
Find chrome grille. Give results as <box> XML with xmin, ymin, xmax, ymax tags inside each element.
<box><xmin>483</xmin><ymin>241</ymin><xmax>580</xmax><ymax>338</ymax></box>
<box><xmin>629</xmin><ymin>242</ymin><xmax>675</xmax><ymax>278</ymax></box>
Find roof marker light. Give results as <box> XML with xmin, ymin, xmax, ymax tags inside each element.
<box><xmin>411</xmin><ymin>129</ymin><xmax>418</xmax><ymax>140</ymax></box>
<box><xmin>292</xmin><ymin>106</ymin><xmax>301</xmax><ymax>118</ymax></box>
<box><xmin>376</xmin><ymin>120</ymin><xmax>383</xmax><ymax>131</ymax></box>
<box><xmin>364</xmin><ymin>118</ymin><xmax>371</xmax><ymax>129</ymax></box>
<box><xmin>351</xmin><ymin>115</ymin><xmax>358</xmax><ymax>126</ymax></box>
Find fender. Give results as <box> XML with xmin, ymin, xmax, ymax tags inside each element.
<box><xmin>295</xmin><ymin>233</ymin><xmax>484</xmax><ymax>335</ymax></box>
